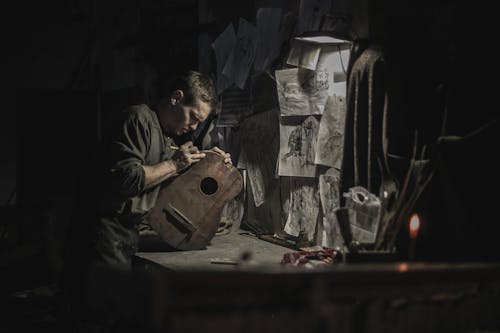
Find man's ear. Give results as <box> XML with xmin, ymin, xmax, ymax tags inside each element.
<box><xmin>170</xmin><ymin>90</ymin><xmax>184</xmax><ymax>106</ymax></box>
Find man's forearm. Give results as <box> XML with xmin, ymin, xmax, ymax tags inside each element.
<box><xmin>142</xmin><ymin>160</ymin><xmax>178</xmax><ymax>190</ymax></box>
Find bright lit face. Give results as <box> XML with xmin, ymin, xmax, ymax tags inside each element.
<box><xmin>169</xmin><ymin>99</ymin><xmax>211</xmax><ymax>136</ymax></box>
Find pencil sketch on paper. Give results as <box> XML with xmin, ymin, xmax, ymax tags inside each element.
<box><xmin>222</xmin><ymin>18</ymin><xmax>258</xmax><ymax>89</ymax></box>
<box><xmin>316</xmin><ymin>45</ymin><xmax>350</xmax><ymax>97</ymax></box>
<box><xmin>286</xmin><ymin>40</ymin><xmax>321</xmax><ymax>70</ymax></box>
<box><xmin>284</xmin><ymin>177</ymin><xmax>321</xmax><ymax>242</ymax></box>
<box><xmin>318</xmin><ymin>172</ymin><xmax>344</xmax><ymax>248</ymax></box>
<box><xmin>212</xmin><ymin>23</ymin><xmax>237</xmax><ymax>94</ymax></box>
<box><xmin>315</xmin><ymin>95</ymin><xmax>347</xmax><ymax>168</ymax></box>
<box><xmin>275</xmin><ymin>68</ymin><xmax>332</xmax><ymax>116</ymax></box>
<box><xmin>279</xmin><ymin>115</ymin><xmax>319</xmax><ymax>178</ymax></box>
<box><xmin>240</xmin><ymin>109</ymin><xmax>279</xmax><ymax>207</ymax></box>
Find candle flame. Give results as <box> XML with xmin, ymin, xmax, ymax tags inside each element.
<box><xmin>397</xmin><ymin>262</ymin><xmax>409</xmax><ymax>272</ymax></box>
<box><xmin>409</xmin><ymin>213</ymin><xmax>420</xmax><ymax>239</ymax></box>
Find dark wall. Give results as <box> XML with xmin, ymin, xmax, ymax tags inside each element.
<box><xmin>5</xmin><ymin>0</ymin><xmax>498</xmax><ymax>271</ymax></box>
<box><xmin>7</xmin><ymin>0</ymin><xmax>200</xmax><ymax>284</ymax></box>
<box><xmin>371</xmin><ymin>1</ymin><xmax>498</xmax><ymax>261</ymax></box>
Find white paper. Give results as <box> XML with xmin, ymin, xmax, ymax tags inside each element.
<box><xmin>279</xmin><ymin>116</ymin><xmax>319</xmax><ymax>178</ymax></box>
<box><xmin>315</xmin><ymin>95</ymin><xmax>347</xmax><ymax>168</ymax></box>
<box><xmin>240</xmin><ymin>109</ymin><xmax>279</xmax><ymax>207</ymax></box>
<box><xmin>286</xmin><ymin>40</ymin><xmax>321</xmax><ymax>70</ymax></box>
<box><xmin>316</xmin><ymin>45</ymin><xmax>350</xmax><ymax>97</ymax></box>
<box><xmin>284</xmin><ymin>177</ymin><xmax>321</xmax><ymax>242</ymax></box>
<box><xmin>237</xmin><ymin>149</ymin><xmax>247</xmax><ymax>170</ymax></box>
<box><xmin>212</xmin><ymin>24</ymin><xmax>237</xmax><ymax>94</ymax></box>
<box><xmin>294</xmin><ymin>36</ymin><xmax>351</xmax><ymax>45</ymax></box>
<box><xmin>318</xmin><ymin>172</ymin><xmax>343</xmax><ymax>248</ymax></box>
<box><xmin>275</xmin><ymin>68</ymin><xmax>332</xmax><ymax>116</ymax></box>
<box><xmin>222</xmin><ymin>18</ymin><xmax>258</xmax><ymax>89</ymax></box>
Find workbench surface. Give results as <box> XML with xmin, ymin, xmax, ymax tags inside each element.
<box><xmin>134</xmin><ymin>231</ymin><xmax>500</xmax><ymax>277</ymax></box>
<box><xmin>127</xmin><ymin>233</ymin><xmax>500</xmax><ymax>333</ymax></box>
<box><xmin>134</xmin><ymin>231</ymin><xmax>292</xmax><ymax>271</ymax></box>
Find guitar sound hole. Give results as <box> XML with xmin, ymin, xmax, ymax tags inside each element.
<box><xmin>200</xmin><ymin>177</ymin><xmax>218</xmax><ymax>195</ymax></box>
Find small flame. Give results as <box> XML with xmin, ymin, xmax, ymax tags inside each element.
<box><xmin>397</xmin><ymin>262</ymin><xmax>409</xmax><ymax>272</ymax></box>
<box><xmin>409</xmin><ymin>213</ymin><xmax>420</xmax><ymax>239</ymax></box>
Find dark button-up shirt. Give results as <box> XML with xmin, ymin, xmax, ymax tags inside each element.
<box><xmin>78</xmin><ymin>104</ymin><xmax>177</xmax><ymax>265</ymax></box>
<box><xmin>100</xmin><ymin>104</ymin><xmax>176</xmax><ymax>218</ymax></box>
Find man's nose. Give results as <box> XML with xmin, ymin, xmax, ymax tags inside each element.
<box><xmin>189</xmin><ymin>122</ymin><xmax>198</xmax><ymax>131</ymax></box>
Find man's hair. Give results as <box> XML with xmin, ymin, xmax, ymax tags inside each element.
<box><xmin>168</xmin><ymin>70</ymin><xmax>220</xmax><ymax>115</ymax></box>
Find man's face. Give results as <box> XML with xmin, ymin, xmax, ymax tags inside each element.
<box><xmin>169</xmin><ymin>99</ymin><xmax>211</xmax><ymax>136</ymax></box>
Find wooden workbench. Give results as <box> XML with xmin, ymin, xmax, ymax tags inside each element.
<box><xmin>134</xmin><ymin>231</ymin><xmax>292</xmax><ymax>271</ymax></box>
<box><xmin>104</xmin><ymin>232</ymin><xmax>500</xmax><ymax>333</ymax></box>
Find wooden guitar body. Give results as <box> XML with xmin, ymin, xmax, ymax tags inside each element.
<box><xmin>149</xmin><ymin>151</ymin><xmax>243</xmax><ymax>250</ymax></box>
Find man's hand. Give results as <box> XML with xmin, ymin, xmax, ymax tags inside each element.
<box><xmin>207</xmin><ymin>146</ymin><xmax>232</xmax><ymax>165</ymax></box>
<box><xmin>171</xmin><ymin>141</ymin><xmax>206</xmax><ymax>172</ymax></box>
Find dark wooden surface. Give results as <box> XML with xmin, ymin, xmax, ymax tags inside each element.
<box><xmin>135</xmin><ymin>231</ymin><xmax>500</xmax><ymax>277</ymax></box>
<box><xmin>134</xmin><ymin>231</ymin><xmax>292</xmax><ymax>271</ymax></box>
<box><xmin>125</xmin><ymin>232</ymin><xmax>500</xmax><ymax>332</ymax></box>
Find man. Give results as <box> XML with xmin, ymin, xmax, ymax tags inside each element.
<box><xmin>61</xmin><ymin>70</ymin><xmax>229</xmax><ymax>330</ymax></box>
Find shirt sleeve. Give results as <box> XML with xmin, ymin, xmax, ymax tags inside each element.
<box><xmin>107</xmin><ymin>109</ymin><xmax>150</xmax><ymax>197</ymax></box>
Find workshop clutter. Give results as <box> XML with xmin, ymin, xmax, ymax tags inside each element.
<box><xmin>281</xmin><ymin>246</ymin><xmax>341</xmax><ymax>267</ymax></box>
